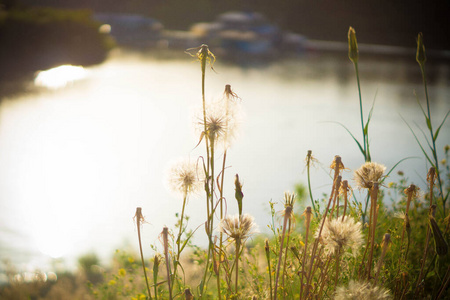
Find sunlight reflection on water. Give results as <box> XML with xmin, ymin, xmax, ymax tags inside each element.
<box><xmin>35</xmin><ymin>65</ymin><xmax>88</xmax><ymax>89</ymax></box>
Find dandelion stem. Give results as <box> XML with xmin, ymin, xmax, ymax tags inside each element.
<box><xmin>135</xmin><ymin>208</ymin><xmax>153</xmax><ymax>300</ymax></box>
<box><xmin>265</xmin><ymin>239</ymin><xmax>273</xmax><ymax>300</ymax></box>
<box><xmin>299</xmin><ymin>207</ymin><xmax>312</xmax><ymax>300</ymax></box>
<box><xmin>415</xmin><ymin>168</ymin><xmax>436</xmax><ymax>296</ymax></box>
<box><xmin>235</xmin><ymin>238</ymin><xmax>241</xmax><ymax>294</ymax></box>
<box><xmin>172</xmin><ymin>194</ymin><xmax>188</xmax><ymax>295</ymax></box>
<box><xmin>281</xmin><ymin>219</ymin><xmax>292</xmax><ymax>300</ymax></box>
<box><xmin>305</xmin><ymin>156</ymin><xmax>342</xmax><ymax>299</ymax></box>
<box><xmin>274</xmin><ymin>210</ymin><xmax>290</xmax><ymax>300</ymax></box>
<box><xmin>367</xmin><ymin>183</ymin><xmax>380</xmax><ymax>280</ymax></box>
<box><xmin>162</xmin><ymin>227</ymin><xmax>173</xmax><ymax>300</ymax></box>
<box><xmin>306</xmin><ymin>150</ymin><xmax>319</xmax><ymax>218</ymax></box>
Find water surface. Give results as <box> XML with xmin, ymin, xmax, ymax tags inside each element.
<box><xmin>0</xmin><ymin>50</ymin><xmax>449</xmax><ymax>273</ymax></box>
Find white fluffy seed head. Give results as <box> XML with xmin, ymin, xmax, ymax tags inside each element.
<box><xmin>335</xmin><ymin>280</ymin><xmax>392</xmax><ymax>300</ymax></box>
<box><xmin>194</xmin><ymin>98</ymin><xmax>242</xmax><ymax>149</ymax></box>
<box><xmin>316</xmin><ymin>217</ymin><xmax>363</xmax><ymax>257</ymax></box>
<box><xmin>219</xmin><ymin>214</ymin><xmax>258</xmax><ymax>242</ymax></box>
<box><xmin>354</xmin><ymin>162</ymin><xmax>386</xmax><ymax>189</ymax></box>
<box><xmin>165</xmin><ymin>158</ymin><xmax>203</xmax><ymax>197</ymax></box>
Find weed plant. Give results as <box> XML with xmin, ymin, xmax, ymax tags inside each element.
<box><xmin>2</xmin><ymin>29</ymin><xmax>449</xmax><ymax>300</ymax></box>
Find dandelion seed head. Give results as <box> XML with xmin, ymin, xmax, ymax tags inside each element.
<box><xmin>354</xmin><ymin>162</ymin><xmax>386</xmax><ymax>189</ymax></box>
<box><xmin>335</xmin><ymin>280</ymin><xmax>392</xmax><ymax>300</ymax></box>
<box><xmin>316</xmin><ymin>217</ymin><xmax>363</xmax><ymax>256</ymax></box>
<box><xmin>194</xmin><ymin>99</ymin><xmax>241</xmax><ymax>148</ymax></box>
<box><xmin>219</xmin><ymin>214</ymin><xmax>258</xmax><ymax>242</ymax></box>
<box><xmin>165</xmin><ymin>158</ymin><xmax>203</xmax><ymax>196</ymax></box>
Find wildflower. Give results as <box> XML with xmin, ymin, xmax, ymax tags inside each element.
<box><xmin>335</xmin><ymin>280</ymin><xmax>392</xmax><ymax>300</ymax></box>
<box><xmin>118</xmin><ymin>268</ymin><xmax>126</xmax><ymax>277</ymax></box>
<box><xmin>348</xmin><ymin>27</ymin><xmax>359</xmax><ymax>63</ymax></box>
<box><xmin>165</xmin><ymin>158</ymin><xmax>203</xmax><ymax>196</ymax></box>
<box><xmin>354</xmin><ymin>162</ymin><xmax>386</xmax><ymax>189</ymax></box>
<box><xmin>316</xmin><ymin>217</ymin><xmax>363</xmax><ymax>256</ymax></box>
<box><xmin>219</xmin><ymin>214</ymin><xmax>258</xmax><ymax>242</ymax></box>
<box><xmin>108</xmin><ymin>280</ymin><xmax>116</xmax><ymax>286</ymax></box>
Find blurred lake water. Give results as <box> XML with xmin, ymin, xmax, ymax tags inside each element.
<box><xmin>0</xmin><ymin>49</ymin><xmax>449</xmax><ymax>275</ymax></box>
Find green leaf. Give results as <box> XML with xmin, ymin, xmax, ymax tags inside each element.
<box><xmin>415</xmin><ymin>122</ymin><xmax>434</xmax><ymax>153</ymax></box>
<box><xmin>380</xmin><ymin>156</ymin><xmax>418</xmax><ymax>185</ymax></box>
<box><xmin>401</xmin><ymin>115</ymin><xmax>434</xmax><ymax>166</ymax></box>
<box><xmin>426</xmin><ymin>117</ymin><xmax>432</xmax><ymax>131</ymax></box>
<box><xmin>433</xmin><ymin>110</ymin><xmax>450</xmax><ymax>141</ymax></box>
<box><xmin>326</xmin><ymin>121</ymin><xmax>365</xmax><ymax>160</ymax></box>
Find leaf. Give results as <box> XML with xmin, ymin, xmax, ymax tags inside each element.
<box><xmin>380</xmin><ymin>156</ymin><xmax>418</xmax><ymax>184</ymax></box>
<box><xmin>193</xmin><ymin>131</ymin><xmax>205</xmax><ymax>149</ymax></box>
<box><xmin>363</xmin><ymin>90</ymin><xmax>377</xmax><ymax>136</ymax></box>
<box><xmin>326</xmin><ymin>121</ymin><xmax>365</xmax><ymax>159</ymax></box>
<box><xmin>400</xmin><ymin>115</ymin><xmax>434</xmax><ymax>166</ymax></box>
<box><xmin>426</xmin><ymin>117</ymin><xmax>432</xmax><ymax>131</ymax></box>
<box><xmin>433</xmin><ymin>110</ymin><xmax>450</xmax><ymax>141</ymax></box>
<box><xmin>415</xmin><ymin>122</ymin><xmax>433</xmax><ymax>153</ymax></box>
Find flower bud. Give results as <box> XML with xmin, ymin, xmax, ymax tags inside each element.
<box><xmin>416</xmin><ymin>32</ymin><xmax>426</xmax><ymax>65</ymax></box>
<box><xmin>348</xmin><ymin>27</ymin><xmax>359</xmax><ymax>63</ymax></box>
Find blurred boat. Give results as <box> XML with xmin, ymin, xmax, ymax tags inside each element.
<box><xmin>94</xmin><ymin>13</ymin><xmax>164</xmax><ymax>47</ymax></box>
<box><xmin>94</xmin><ymin>11</ymin><xmax>307</xmax><ymax>59</ymax></box>
<box><xmin>190</xmin><ymin>11</ymin><xmax>307</xmax><ymax>59</ymax></box>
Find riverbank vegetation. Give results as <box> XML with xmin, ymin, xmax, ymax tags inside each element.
<box><xmin>0</xmin><ymin>4</ymin><xmax>113</xmax><ymax>80</ymax></box>
<box><xmin>1</xmin><ymin>29</ymin><xmax>449</xmax><ymax>299</ymax></box>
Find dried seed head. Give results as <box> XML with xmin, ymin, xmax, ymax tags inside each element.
<box><xmin>316</xmin><ymin>217</ymin><xmax>363</xmax><ymax>257</ymax></box>
<box><xmin>184</xmin><ymin>288</ymin><xmax>194</xmax><ymax>300</ymax></box>
<box><xmin>219</xmin><ymin>214</ymin><xmax>258</xmax><ymax>242</ymax></box>
<box><xmin>304</xmin><ymin>206</ymin><xmax>312</xmax><ymax>226</ymax></box>
<box><xmin>305</xmin><ymin>150</ymin><xmax>319</xmax><ymax>168</ymax></box>
<box><xmin>381</xmin><ymin>233</ymin><xmax>391</xmax><ymax>249</ymax></box>
<box><xmin>330</xmin><ymin>155</ymin><xmax>345</xmax><ymax>174</ymax></box>
<box><xmin>224</xmin><ymin>84</ymin><xmax>240</xmax><ymax>102</ymax></box>
<box><xmin>404</xmin><ymin>184</ymin><xmax>419</xmax><ymax>198</ymax></box>
<box><xmin>165</xmin><ymin>158</ymin><xmax>203</xmax><ymax>196</ymax></box>
<box><xmin>354</xmin><ymin>162</ymin><xmax>386</xmax><ymax>189</ymax></box>
<box><xmin>282</xmin><ymin>192</ymin><xmax>296</xmax><ymax>221</ymax></box>
<box><xmin>186</xmin><ymin>44</ymin><xmax>215</xmax><ymax>70</ymax></box>
<box><xmin>335</xmin><ymin>280</ymin><xmax>392</xmax><ymax>300</ymax></box>
<box><xmin>134</xmin><ymin>207</ymin><xmax>147</xmax><ymax>226</ymax></box>
<box><xmin>427</xmin><ymin>167</ymin><xmax>436</xmax><ymax>185</ymax></box>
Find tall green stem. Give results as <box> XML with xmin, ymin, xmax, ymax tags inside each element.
<box><xmin>419</xmin><ymin>63</ymin><xmax>446</xmax><ymax>215</ymax></box>
<box><xmin>354</xmin><ymin>62</ymin><xmax>368</xmax><ymax>161</ymax></box>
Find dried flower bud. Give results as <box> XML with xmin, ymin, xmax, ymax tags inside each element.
<box><xmin>184</xmin><ymin>288</ymin><xmax>194</xmax><ymax>300</ymax></box>
<box><xmin>427</xmin><ymin>167</ymin><xmax>436</xmax><ymax>185</ymax></box>
<box><xmin>348</xmin><ymin>27</ymin><xmax>359</xmax><ymax>63</ymax></box>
